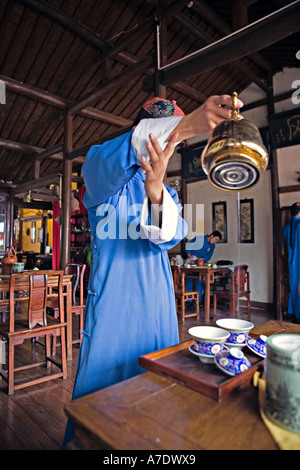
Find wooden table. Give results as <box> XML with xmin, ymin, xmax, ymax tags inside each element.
<box><xmin>65</xmin><ymin>320</ymin><xmax>300</xmax><ymax>450</ymax></box>
<box><xmin>172</xmin><ymin>265</ymin><xmax>230</xmax><ymax>322</ymax></box>
<box><xmin>0</xmin><ymin>272</ymin><xmax>74</xmax><ymax>361</ymax></box>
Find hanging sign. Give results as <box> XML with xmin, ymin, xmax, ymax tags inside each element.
<box><xmin>268</xmin><ymin>107</ymin><xmax>300</xmax><ymax>149</ymax></box>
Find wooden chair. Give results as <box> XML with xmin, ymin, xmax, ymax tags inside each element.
<box><xmin>0</xmin><ymin>293</ymin><xmax>9</xmax><ymax>322</ymax></box>
<box><xmin>172</xmin><ymin>266</ymin><xmax>200</xmax><ymax>323</ymax></box>
<box><xmin>0</xmin><ymin>270</ymin><xmax>67</xmax><ymax>395</ymax></box>
<box><xmin>212</xmin><ymin>265</ymin><xmax>251</xmax><ymax>320</ymax></box>
<box><xmin>47</xmin><ymin>263</ymin><xmax>86</xmax><ymax>349</ymax></box>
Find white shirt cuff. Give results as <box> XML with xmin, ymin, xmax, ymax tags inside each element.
<box><xmin>131</xmin><ymin>116</ymin><xmax>183</xmax><ymax>165</ymax></box>
<box><xmin>140</xmin><ymin>186</ymin><xmax>179</xmax><ymax>244</ymax></box>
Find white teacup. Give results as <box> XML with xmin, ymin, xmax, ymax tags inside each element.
<box><xmin>189</xmin><ymin>326</ymin><xmax>230</xmax><ymax>362</ymax></box>
<box><xmin>216</xmin><ymin>318</ymin><xmax>254</xmax><ymax>347</ymax></box>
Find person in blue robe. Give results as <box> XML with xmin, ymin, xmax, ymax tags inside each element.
<box><xmin>63</xmin><ymin>94</ymin><xmax>243</xmax><ymax>448</ymax></box>
<box><xmin>283</xmin><ymin>202</ymin><xmax>300</xmax><ymax>323</ymax></box>
<box><xmin>184</xmin><ymin>231</ymin><xmax>222</xmax><ymax>303</ymax></box>
<box><xmin>186</xmin><ymin>231</ymin><xmax>222</xmax><ymax>262</ymax></box>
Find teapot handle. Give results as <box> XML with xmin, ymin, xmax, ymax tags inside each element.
<box><xmin>6</xmin><ymin>246</ymin><xmax>16</xmax><ymax>256</ymax></box>
<box><xmin>231</xmin><ymin>92</ymin><xmax>239</xmax><ymax>120</ymax></box>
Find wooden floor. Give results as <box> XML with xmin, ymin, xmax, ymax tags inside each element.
<box><xmin>0</xmin><ymin>305</ymin><xmax>284</xmax><ymax>450</ymax></box>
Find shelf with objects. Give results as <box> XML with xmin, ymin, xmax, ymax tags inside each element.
<box><xmin>70</xmin><ymin>213</ymin><xmax>91</xmax><ymax>263</ymax></box>
<box><xmin>69</xmin><ymin>186</ymin><xmax>91</xmax><ymax>295</ymax></box>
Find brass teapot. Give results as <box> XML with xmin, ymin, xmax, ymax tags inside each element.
<box><xmin>201</xmin><ymin>92</ymin><xmax>268</xmax><ymax>191</ymax></box>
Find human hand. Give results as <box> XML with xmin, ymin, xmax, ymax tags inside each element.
<box><xmin>167</xmin><ymin>94</ymin><xmax>244</xmax><ymax>141</ymax></box>
<box><xmin>141</xmin><ymin>132</ymin><xmax>179</xmax><ymax>205</ymax></box>
<box><xmin>190</xmin><ymin>94</ymin><xmax>244</xmax><ymax>134</ymax></box>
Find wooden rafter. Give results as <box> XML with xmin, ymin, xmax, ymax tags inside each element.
<box><xmin>0</xmin><ymin>139</ymin><xmax>84</xmax><ymax>164</ymax></box>
<box><xmin>10</xmin><ymin>172</ymin><xmax>60</xmax><ymax>194</ymax></box>
<box><xmin>16</xmin><ymin>0</ymin><xmax>154</xmax><ymax>67</ymax></box>
<box><xmin>1</xmin><ymin>75</ymin><xmax>133</xmax><ymax>126</ymax></box>
<box><xmin>173</xmin><ymin>12</ymin><xmax>270</xmax><ymax>93</ymax></box>
<box><xmin>68</xmin><ymin>56</ymin><xmax>154</xmax><ymax>115</ymax></box>
<box><xmin>158</xmin><ymin>1</ymin><xmax>300</xmax><ymax>86</ymax></box>
<box><xmin>192</xmin><ymin>0</ymin><xmax>272</xmax><ymax>71</ymax></box>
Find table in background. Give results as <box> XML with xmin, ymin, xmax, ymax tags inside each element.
<box><xmin>172</xmin><ymin>265</ymin><xmax>230</xmax><ymax>322</ymax></box>
<box><xmin>65</xmin><ymin>320</ymin><xmax>300</xmax><ymax>450</ymax></box>
<box><xmin>0</xmin><ymin>272</ymin><xmax>73</xmax><ymax>360</ymax></box>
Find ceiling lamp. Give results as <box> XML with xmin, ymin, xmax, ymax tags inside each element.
<box><xmin>23</xmin><ymin>190</ymin><xmax>32</xmax><ymax>203</ymax></box>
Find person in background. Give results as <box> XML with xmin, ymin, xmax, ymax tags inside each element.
<box><xmin>283</xmin><ymin>202</ymin><xmax>300</xmax><ymax>323</ymax></box>
<box><xmin>184</xmin><ymin>231</ymin><xmax>222</xmax><ymax>304</ymax></box>
<box><xmin>186</xmin><ymin>230</ymin><xmax>222</xmax><ymax>263</ymax></box>
<box><xmin>63</xmin><ymin>94</ymin><xmax>243</xmax><ymax>447</ymax></box>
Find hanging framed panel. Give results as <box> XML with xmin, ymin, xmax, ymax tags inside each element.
<box><xmin>238</xmin><ymin>198</ymin><xmax>254</xmax><ymax>243</ymax></box>
<box><xmin>212</xmin><ymin>201</ymin><xmax>227</xmax><ymax>243</ymax></box>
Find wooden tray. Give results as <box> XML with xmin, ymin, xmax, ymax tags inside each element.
<box><xmin>139</xmin><ymin>340</ymin><xmax>264</xmax><ymax>402</ymax></box>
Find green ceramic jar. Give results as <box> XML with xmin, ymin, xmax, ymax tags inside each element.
<box><xmin>265</xmin><ymin>334</ymin><xmax>300</xmax><ymax>435</ymax></box>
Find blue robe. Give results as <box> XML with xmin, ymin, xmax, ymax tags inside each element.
<box><xmin>185</xmin><ymin>235</ymin><xmax>216</xmax><ymax>262</ymax></box>
<box><xmin>185</xmin><ymin>236</ymin><xmax>216</xmax><ymax>302</ymax></box>
<box><xmin>63</xmin><ymin>129</ymin><xmax>187</xmax><ymax>447</ymax></box>
<box><xmin>283</xmin><ymin>217</ymin><xmax>300</xmax><ymax>320</ymax></box>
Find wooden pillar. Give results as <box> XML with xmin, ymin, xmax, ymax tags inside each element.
<box><xmin>155</xmin><ymin>2</ymin><xmax>168</xmax><ymax>185</ymax></box>
<box><xmin>266</xmin><ymin>73</ymin><xmax>281</xmax><ymax>319</ymax></box>
<box><xmin>6</xmin><ymin>194</ymin><xmax>14</xmax><ymax>247</ymax></box>
<box><xmin>33</xmin><ymin>157</ymin><xmax>40</xmax><ymax>179</ymax></box>
<box><xmin>60</xmin><ymin>113</ymin><xmax>73</xmax><ymax>269</ymax></box>
<box><xmin>41</xmin><ymin>214</ymin><xmax>48</xmax><ymax>255</ymax></box>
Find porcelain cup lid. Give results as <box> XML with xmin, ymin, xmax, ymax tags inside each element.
<box><xmin>246</xmin><ymin>335</ymin><xmax>267</xmax><ymax>358</ymax></box>
<box><xmin>214</xmin><ymin>347</ymin><xmax>252</xmax><ymax>376</ymax></box>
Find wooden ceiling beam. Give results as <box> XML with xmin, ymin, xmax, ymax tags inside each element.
<box><xmin>16</xmin><ymin>0</ymin><xmax>154</xmax><ymax>68</ymax></box>
<box><xmin>80</xmin><ymin>107</ymin><xmax>132</xmax><ymax>127</ymax></box>
<box><xmin>68</xmin><ymin>56</ymin><xmax>153</xmax><ymax>115</ymax></box>
<box><xmin>174</xmin><ymin>12</ymin><xmax>270</xmax><ymax>93</ymax></box>
<box><xmin>0</xmin><ymin>138</ymin><xmax>41</xmax><ymax>155</ymax></box>
<box><xmin>0</xmin><ymin>139</ymin><xmax>84</xmax><ymax>164</ymax></box>
<box><xmin>1</xmin><ymin>74</ymin><xmax>66</xmax><ymax>108</ymax></box>
<box><xmin>159</xmin><ymin>1</ymin><xmax>300</xmax><ymax>87</ymax></box>
<box><xmin>8</xmin><ymin>1</ymin><xmax>226</xmax><ymax>121</ymax></box>
<box><xmin>192</xmin><ymin>0</ymin><xmax>272</xmax><ymax>72</ymax></box>
<box><xmin>1</xmin><ymin>75</ymin><xmax>133</xmax><ymax>126</ymax></box>
<box><xmin>10</xmin><ymin>172</ymin><xmax>61</xmax><ymax>195</ymax></box>
<box><xmin>14</xmin><ymin>199</ymin><xmax>54</xmax><ymax>210</ymax></box>
<box><xmin>171</xmin><ymin>82</ymin><xmax>207</xmax><ymax>103</ymax></box>
<box><xmin>34</xmin><ymin>144</ymin><xmax>63</xmax><ymax>162</ymax></box>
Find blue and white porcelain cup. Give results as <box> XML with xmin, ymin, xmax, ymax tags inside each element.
<box><xmin>265</xmin><ymin>334</ymin><xmax>300</xmax><ymax>435</ymax></box>
<box><xmin>188</xmin><ymin>326</ymin><xmax>230</xmax><ymax>362</ymax></box>
<box><xmin>216</xmin><ymin>318</ymin><xmax>254</xmax><ymax>347</ymax></box>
